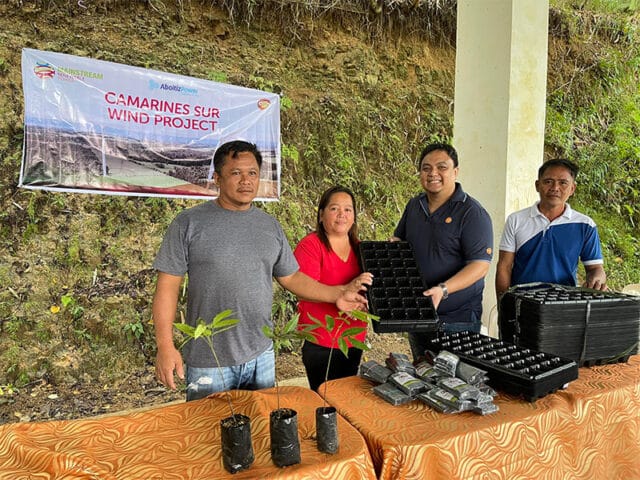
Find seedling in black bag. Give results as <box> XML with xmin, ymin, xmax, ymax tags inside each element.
<box><xmin>262</xmin><ymin>315</ymin><xmax>305</xmax><ymax>467</ymax></box>
<box><xmin>299</xmin><ymin>310</ymin><xmax>379</xmax><ymax>454</ymax></box>
<box><xmin>174</xmin><ymin>310</ymin><xmax>254</xmax><ymax>474</ymax></box>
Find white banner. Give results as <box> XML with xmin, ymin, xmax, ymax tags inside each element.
<box><xmin>20</xmin><ymin>49</ymin><xmax>280</xmax><ymax>200</ymax></box>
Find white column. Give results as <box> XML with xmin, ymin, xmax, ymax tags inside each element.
<box><xmin>453</xmin><ymin>0</ymin><xmax>549</xmax><ymax>336</ymax></box>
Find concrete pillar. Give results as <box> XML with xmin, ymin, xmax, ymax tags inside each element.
<box><xmin>453</xmin><ymin>0</ymin><xmax>549</xmax><ymax>336</ymax></box>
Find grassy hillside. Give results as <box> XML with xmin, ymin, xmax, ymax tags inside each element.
<box><xmin>0</xmin><ymin>0</ymin><xmax>638</xmax><ymax>390</ymax></box>
<box><xmin>547</xmin><ymin>0</ymin><xmax>640</xmax><ymax>287</ymax></box>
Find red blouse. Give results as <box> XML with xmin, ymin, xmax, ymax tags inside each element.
<box><xmin>294</xmin><ymin>232</ymin><xmax>367</xmax><ymax>348</ymax></box>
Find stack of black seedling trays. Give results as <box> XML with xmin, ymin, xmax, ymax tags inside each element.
<box><xmin>358</xmin><ymin>241</ymin><xmax>440</xmax><ymax>333</ymax></box>
<box><xmin>499</xmin><ymin>283</ymin><xmax>640</xmax><ymax>366</ymax></box>
<box><xmin>427</xmin><ymin>331</ymin><xmax>579</xmax><ymax>401</ymax></box>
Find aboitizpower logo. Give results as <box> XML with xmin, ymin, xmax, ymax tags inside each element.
<box><xmin>34</xmin><ymin>62</ymin><xmax>55</xmax><ymax>79</ymax></box>
<box><xmin>149</xmin><ymin>79</ymin><xmax>198</xmax><ymax>96</ymax></box>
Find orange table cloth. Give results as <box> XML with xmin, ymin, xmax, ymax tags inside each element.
<box><xmin>0</xmin><ymin>386</ymin><xmax>376</xmax><ymax>479</ymax></box>
<box><xmin>321</xmin><ymin>355</ymin><xmax>640</xmax><ymax>480</ymax></box>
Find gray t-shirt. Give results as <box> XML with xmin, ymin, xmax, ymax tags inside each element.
<box><xmin>153</xmin><ymin>201</ymin><xmax>299</xmax><ymax>367</ymax></box>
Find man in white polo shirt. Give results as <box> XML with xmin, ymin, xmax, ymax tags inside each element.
<box><xmin>495</xmin><ymin>158</ymin><xmax>607</xmax><ymax>301</ymax></box>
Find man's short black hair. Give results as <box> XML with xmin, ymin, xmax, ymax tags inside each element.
<box><xmin>538</xmin><ymin>158</ymin><xmax>578</xmax><ymax>179</ymax></box>
<box><xmin>417</xmin><ymin>143</ymin><xmax>459</xmax><ymax>170</ymax></box>
<box><xmin>213</xmin><ymin>140</ymin><xmax>263</xmax><ymax>175</ymax></box>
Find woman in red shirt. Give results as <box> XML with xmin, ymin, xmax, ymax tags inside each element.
<box><xmin>294</xmin><ymin>186</ymin><xmax>373</xmax><ymax>391</ymax></box>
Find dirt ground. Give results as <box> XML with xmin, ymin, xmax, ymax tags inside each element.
<box><xmin>0</xmin><ymin>331</ymin><xmax>410</xmax><ymax>425</ymax></box>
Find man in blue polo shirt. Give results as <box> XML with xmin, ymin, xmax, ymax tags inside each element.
<box><xmin>495</xmin><ymin>158</ymin><xmax>607</xmax><ymax>301</ymax></box>
<box><xmin>392</xmin><ymin>143</ymin><xmax>493</xmax><ymax>360</ymax></box>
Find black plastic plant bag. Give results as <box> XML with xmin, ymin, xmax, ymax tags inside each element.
<box><xmin>316</xmin><ymin>406</ymin><xmax>339</xmax><ymax>454</ymax></box>
<box><xmin>269</xmin><ymin>408</ymin><xmax>301</xmax><ymax>467</ymax></box>
<box><xmin>220</xmin><ymin>414</ymin><xmax>254</xmax><ymax>474</ymax></box>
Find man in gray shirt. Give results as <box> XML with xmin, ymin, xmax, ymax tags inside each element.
<box><xmin>152</xmin><ymin>140</ymin><xmax>370</xmax><ymax>400</ymax></box>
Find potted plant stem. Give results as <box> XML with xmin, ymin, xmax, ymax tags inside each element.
<box><xmin>174</xmin><ymin>309</ymin><xmax>254</xmax><ymax>474</ymax></box>
<box><xmin>262</xmin><ymin>315</ymin><xmax>304</xmax><ymax>467</ymax></box>
<box><xmin>299</xmin><ymin>310</ymin><xmax>379</xmax><ymax>454</ymax></box>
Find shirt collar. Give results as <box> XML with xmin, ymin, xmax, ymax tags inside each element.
<box><xmin>451</xmin><ymin>182</ymin><xmax>467</xmax><ymax>203</ymax></box>
<box><xmin>419</xmin><ymin>183</ymin><xmax>466</xmax><ymax>219</ymax></box>
<box><xmin>530</xmin><ymin>201</ymin><xmax>573</xmax><ymax>219</ymax></box>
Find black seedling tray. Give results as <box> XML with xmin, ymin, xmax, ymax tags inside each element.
<box><xmin>428</xmin><ymin>331</ymin><xmax>579</xmax><ymax>402</ymax></box>
<box><xmin>359</xmin><ymin>241</ymin><xmax>440</xmax><ymax>333</ymax></box>
<box><xmin>499</xmin><ymin>284</ymin><xmax>640</xmax><ymax>366</ymax></box>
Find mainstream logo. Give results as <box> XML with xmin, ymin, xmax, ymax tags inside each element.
<box><xmin>149</xmin><ymin>79</ymin><xmax>198</xmax><ymax>96</ymax></box>
<box><xmin>34</xmin><ymin>62</ymin><xmax>55</xmax><ymax>79</ymax></box>
<box><xmin>57</xmin><ymin>66</ymin><xmax>103</xmax><ymax>80</ymax></box>
<box><xmin>34</xmin><ymin>61</ymin><xmax>103</xmax><ymax>81</ymax></box>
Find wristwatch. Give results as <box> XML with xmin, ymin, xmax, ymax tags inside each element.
<box><xmin>438</xmin><ymin>283</ymin><xmax>449</xmax><ymax>299</ymax></box>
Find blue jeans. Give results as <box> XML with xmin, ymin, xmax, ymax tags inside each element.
<box><xmin>408</xmin><ymin>311</ymin><xmax>481</xmax><ymax>362</ymax></box>
<box><xmin>185</xmin><ymin>346</ymin><xmax>275</xmax><ymax>401</ymax></box>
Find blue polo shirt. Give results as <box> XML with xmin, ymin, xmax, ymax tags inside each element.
<box><xmin>499</xmin><ymin>202</ymin><xmax>603</xmax><ymax>287</ymax></box>
<box><xmin>394</xmin><ymin>183</ymin><xmax>493</xmax><ymax>324</ymax></box>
